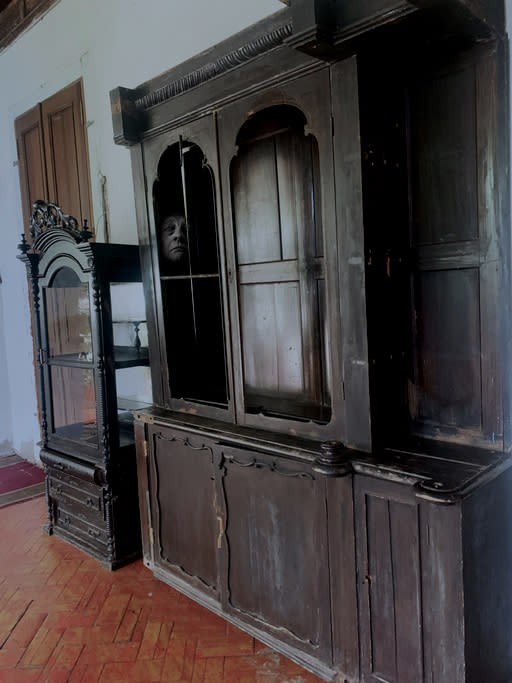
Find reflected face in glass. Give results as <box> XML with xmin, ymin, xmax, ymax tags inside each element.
<box><xmin>160</xmin><ymin>214</ymin><xmax>189</xmax><ymax>263</ymax></box>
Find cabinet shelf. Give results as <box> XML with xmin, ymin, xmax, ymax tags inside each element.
<box><xmin>117</xmin><ymin>396</ymin><xmax>152</xmax><ymax>411</ymax></box>
<box><xmin>160</xmin><ymin>273</ymin><xmax>219</xmax><ymax>281</ymax></box>
<box><xmin>48</xmin><ymin>353</ymin><xmax>93</xmax><ymax>367</ymax></box>
<box><xmin>47</xmin><ymin>346</ymin><xmax>149</xmax><ymax>369</ymax></box>
<box><xmin>113</xmin><ymin>345</ymin><xmax>149</xmax><ymax>369</ymax></box>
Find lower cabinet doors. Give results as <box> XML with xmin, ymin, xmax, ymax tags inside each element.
<box><xmin>147</xmin><ymin>428</ymin><xmax>219</xmax><ymax>596</ymax></box>
<box><xmin>219</xmin><ymin>443</ymin><xmax>332</xmax><ymax>662</ymax></box>
<box><xmin>355</xmin><ymin>477</ymin><xmax>425</xmax><ymax>683</ymax></box>
<box><xmin>145</xmin><ymin>425</ymin><xmax>335</xmax><ymax>665</ymax></box>
<box><xmin>354</xmin><ymin>476</ymin><xmax>466</xmax><ymax>683</ymax></box>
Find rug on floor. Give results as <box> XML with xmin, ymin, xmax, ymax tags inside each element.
<box><xmin>0</xmin><ymin>453</ymin><xmax>45</xmax><ymax>508</ymax></box>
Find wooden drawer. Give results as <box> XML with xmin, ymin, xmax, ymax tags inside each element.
<box><xmin>48</xmin><ymin>469</ymin><xmax>104</xmax><ymax>522</ymax></box>
<box><xmin>54</xmin><ymin>501</ymin><xmax>110</xmax><ymax>551</ymax></box>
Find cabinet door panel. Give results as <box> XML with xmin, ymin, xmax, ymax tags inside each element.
<box><xmin>356</xmin><ymin>478</ymin><xmax>423</xmax><ymax>682</ymax></box>
<box><xmin>140</xmin><ymin>116</ymin><xmax>233</xmax><ymax>420</ymax></box>
<box><xmin>149</xmin><ymin>428</ymin><xmax>218</xmax><ymax>592</ymax></box>
<box><xmin>407</xmin><ymin>48</ymin><xmax>501</xmax><ymax>446</ymax></box>
<box><xmin>217</xmin><ymin>66</ymin><xmax>347</xmax><ymax>438</ymax></box>
<box><xmin>221</xmin><ymin>445</ymin><xmax>331</xmax><ymax>659</ymax></box>
<box><xmin>41</xmin><ymin>80</ymin><xmax>93</xmax><ymax>225</ymax></box>
<box><xmin>413</xmin><ymin>268</ymin><xmax>481</xmax><ymax>429</ymax></box>
<box><xmin>412</xmin><ymin>66</ymin><xmax>478</xmax><ymax>245</ymax></box>
<box><xmin>15</xmin><ymin>104</ymin><xmax>48</xmax><ymax>232</ymax></box>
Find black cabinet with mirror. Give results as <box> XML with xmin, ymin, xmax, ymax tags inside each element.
<box><xmin>112</xmin><ymin>1</ymin><xmax>512</xmax><ymax>680</ymax></box>
<box><xmin>18</xmin><ymin>201</ymin><xmax>151</xmax><ymax>569</ymax></box>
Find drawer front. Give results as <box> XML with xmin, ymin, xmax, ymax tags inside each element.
<box><xmin>54</xmin><ymin>501</ymin><xmax>110</xmax><ymax>551</ymax></box>
<box><xmin>47</xmin><ymin>468</ymin><xmax>104</xmax><ymax>524</ymax></box>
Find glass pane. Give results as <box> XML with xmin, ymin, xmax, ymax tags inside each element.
<box><xmin>45</xmin><ymin>267</ymin><xmax>92</xmax><ymax>360</ymax></box>
<box><xmin>50</xmin><ymin>366</ymin><xmax>97</xmax><ymax>445</ymax></box>
<box><xmin>116</xmin><ymin>365</ymin><xmax>153</xmax><ymax>445</ymax></box>
<box><xmin>111</xmin><ymin>282</ymin><xmax>147</xmax><ymax>328</ymax></box>
<box><xmin>154</xmin><ymin>142</ymin><xmax>220</xmax><ymax>276</ymax></box>
<box><xmin>111</xmin><ymin>282</ymin><xmax>148</xmax><ymax>360</ymax></box>
<box><xmin>161</xmin><ymin>278</ymin><xmax>228</xmax><ymax>405</ymax></box>
<box><xmin>153</xmin><ymin>140</ymin><xmax>229</xmax><ymax>408</ymax></box>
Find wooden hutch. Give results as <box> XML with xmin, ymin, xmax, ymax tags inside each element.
<box><xmin>111</xmin><ymin>1</ymin><xmax>512</xmax><ymax>680</ymax></box>
<box><xmin>18</xmin><ymin>201</ymin><xmax>150</xmax><ymax>569</ymax></box>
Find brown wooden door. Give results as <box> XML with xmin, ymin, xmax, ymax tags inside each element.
<box><xmin>15</xmin><ymin>79</ymin><xmax>94</xmax><ymax>432</ymax></box>
<box><xmin>41</xmin><ymin>80</ymin><xmax>93</xmax><ymax>224</ymax></box>
<box><xmin>407</xmin><ymin>45</ymin><xmax>501</xmax><ymax>448</ymax></box>
<box><xmin>361</xmin><ymin>43</ymin><xmax>502</xmax><ymax>450</ymax></box>
<box><xmin>15</xmin><ymin>79</ymin><xmax>93</xmax><ymax>234</ymax></box>
<box><xmin>15</xmin><ymin>104</ymin><xmax>48</xmax><ymax>234</ymax></box>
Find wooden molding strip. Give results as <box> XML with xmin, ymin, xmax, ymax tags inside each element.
<box><xmin>135</xmin><ymin>23</ymin><xmax>293</xmax><ymax>111</ymax></box>
<box><xmin>0</xmin><ymin>0</ymin><xmax>59</xmax><ymax>52</ymax></box>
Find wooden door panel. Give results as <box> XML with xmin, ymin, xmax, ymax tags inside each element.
<box><xmin>412</xmin><ymin>268</ymin><xmax>482</xmax><ymax>430</ymax></box>
<box><xmin>45</xmin><ymin>103</ymin><xmax>82</xmax><ymax>220</ymax></box>
<box><xmin>356</xmin><ymin>478</ymin><xmax>423</xmax><ymax>683</ymax></box>
<box><xmin>406</xmin><ymin>47</ymin><xmax>500</xmax><ymax>446</ymax></box>
<box><xmin>41</xmin><ymin>80</ymin><xmax>93</xmax><ymax>224</ymax></box>
<box><xmin>231</xmin><ymin>137</ymin><xmax>281</xmax><ymax>264</ymax></box>
<box><xmin>221</xmin><ymin>444</ymin><xmax>331</xmax><ymax>658</ymax></box>
<box><xmin>15</xmin><ymin>104</ymin><xmax>48</xmax><ymax>233</ymax></box>
<box><xmin>140</xmin><ymin>116</ymin><xmax>234</xmax><ymax>420</ymax></box>
<box><xmin>149</xmin><ymin>428</ymin><xmax>218</xmax><ymax>593</ymax></box>
<box><xmin>411</xmin><ymin>65</ymin><xmax>478</xmax><ymax>245</ymax></box>
<box><xmin>240</xmin><ymin>281</ymin><xmax>304</xmax><ymax>398</ymax></box>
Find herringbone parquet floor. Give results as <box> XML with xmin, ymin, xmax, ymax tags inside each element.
<box><xmin>0</xmin><ymin>496</ymin><xmax>324</xmax><ymax>682</ymax></box>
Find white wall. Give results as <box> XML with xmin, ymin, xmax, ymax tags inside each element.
<box><xmin>0</xmin><ymin>279</ymin><xmax>13</xmax><ymax>455</ymax></box>
<box><xmin>0</xmin><ymin>0</ymin><xmax>280</xmax><ymax>462</ymax></box>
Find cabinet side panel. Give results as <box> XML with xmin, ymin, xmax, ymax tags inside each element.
<box><xmin>462</xmin><ymin>466</ymin><xmax>512</xmax><ymax>682</ymax></box>
<box><xmin>420</xmin><ymin>501</ymin><xmax>464</xmax><ymax>683</ymax></box>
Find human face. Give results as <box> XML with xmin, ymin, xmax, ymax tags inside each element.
<box><xmin>160</xmin><ymin>214</ymin><xmax>188</xmax><ymax>263</ymax></box>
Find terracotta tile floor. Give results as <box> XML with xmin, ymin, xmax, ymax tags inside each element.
<box><xmin>0</xmin><ymin>496</ymin><xmax>324</xmax><ymax>682</ymax></box>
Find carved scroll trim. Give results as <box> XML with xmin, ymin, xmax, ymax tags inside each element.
<box><xmin>224</xmin><ymin>455</ymin><xmax>314</xmax><ymax>480</ymax></box>
<box><xmin>135</xmin><ymin>23</ymin><xmax>293</xmax><ymax>110</ymax></box>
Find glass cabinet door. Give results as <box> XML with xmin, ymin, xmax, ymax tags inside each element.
<box><xmin>43</xmin><ymin>266</ymin><xmax>98</xmax><ymax>447</ymax></box>
<box><xmin>45</xmin><ymin>267</ymin><xmax>92</xmax><ymax>361</ymax></box>
<box><xmin>48</xmin><ymin>365</ymin><xmax>97</xmax><ymax>445</ymax></box>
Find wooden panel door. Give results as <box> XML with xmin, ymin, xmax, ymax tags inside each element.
<box><xmin>148</xmin><ymin>426</ymin><xmax>219</xmax><ymax>597</ymax></box>
<box><xmin>217</xmin><ymin>67</ymin><xmax>345</xmax><ymax>441</ymax></box>
<box><xmin>41</xmin><ymin>80</ymin><xmax>93</xmax><ymax>225</ymax></box>
<box><xmin>407</xmin><ymin>45</ymin><xmax>501</xmax><ymax>447</ymax></box>
<box><xmin>15</xmin><ymin>104</ymin><xmax>48</xmax><ymax>236</ymax></box>
<box><xmin>219</xmin><ymin>443</ymin><xmax>332</xmax><ymax>661</ymax></box>
<box><xmin>15</xmin><ymin>79</ymin><xmax>94</xmax><ymax>435</ymax></box>
<box><xmin>355</xmin><ymin>477</ymin><xmax>424</xmax><ymax>683</ymax></box>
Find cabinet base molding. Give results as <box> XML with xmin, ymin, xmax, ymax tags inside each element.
<box><xmin>150</xmin><ymin>564</ymin><xmax>340</xmax><ymax>683</ymax></box>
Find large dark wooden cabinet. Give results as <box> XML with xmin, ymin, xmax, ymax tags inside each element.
<box><xmin>18</xmin><ymin>201</ymin><xmax>150</xmax><ymax>569</ymax></box>
<box><xmin>112</xmin><ymin>0</ymin><xmax>512</xmax><ymax>680</ymax></box>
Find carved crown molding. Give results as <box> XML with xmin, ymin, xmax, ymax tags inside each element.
<box><xmin>17</xmin><ymin>200</ymin><xmax>93</xmax><ymax>257</ymax></box>
<box><xmin>136</xmin><ymin>23</ymin><xmax>293</xmax><ymax>111</ymax></box>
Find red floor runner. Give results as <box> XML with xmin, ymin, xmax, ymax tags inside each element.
<box><xmin>0</xmin><ymin>455</ymin><xmax>45</xmax><ymax>507</ymax></box>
